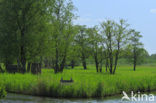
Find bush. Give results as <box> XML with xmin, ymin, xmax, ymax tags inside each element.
<box><xmin>0</xmin><ymin>87</ymin><xmax>7</xmax><ymax>99</ymax></box>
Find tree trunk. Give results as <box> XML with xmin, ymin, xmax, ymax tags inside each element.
<box><xmin>20</xmin><ymin>46</ymin><xmax>26</xmax><ymax>73</ymax></box>
<box><xmin>133</xmin><ymin>51</ymin><xmax>136</xmax><ymax>71</ymax></box>
<box><xmin>108</xmin><ymin>32</ymin><xmax>113</xmax><ymax>74</ymax></box>
<box><xmin>133</xmin><ymin>48</ymin><xmax>137</xmax><ymax>71</ymax></box>
<box><xmin>38</xmin><ymin>63</ymin><xmax>42</xmax><ymax>73</ymax></box>
<box><xmin>109</xmin><ymin>52</ymin><xmax>113</xmax><ymax>74</ymax></box>
<box><xmin>4</xmin><ymin>56</ymin><xmax>9</xmax><ymax>70</ymax></box>
<box><xmin>82</xmin><ymin>53</ymin><xmax>87</xmax><ymax>70</ymax></box>
<box><xmin>17</xmin><ymin>58</ymin><xmax>21</xmax><ymax>71</ymax></box>
<box><xmin>60</xmin><ymin>55</ymin><xmax>66</xmax><ymax>73</ymax></box>
<box><xmin>54</xmin><ymin>47</ymin><xmax>59</xmax><ymax>73</ymax></box>
<box><xmin>105</xmin><ymin>58</ymin><xmax>108</xmax><ymax>72</ymax></box>
<box><xmin>113</xmin><ymin>41</ymin><xmax>120</xmax><ymax>74</ymax></box>
<box><xmin>134</xmin><ymin>62</ymin><xmax>136</xmax><ymax>71</ymax></box>
<box><xmin>95</xmin><ymin>62</ymin><xmax>99</xmax><ymax>72</ymax></box>
<box><xmin>99</xmin><ymin>60</ymin><xmax>102</xmax><ymax>73</ymax></box>
<box><xmin>44</xmin><ymin>58</ymin><xmax>49</xmax><ymax>68</ymax></box>
<box><xmin>99</xmin><ymin>66</ymin><xmax>102</xmax><ymax>72</ymax></box>
<box><xmin>71</xmin><ymin>60</ymin><xmax>75</xmax><ymax>69</ymax></box>
<box><xmin>20</xmin><ymin>29</ymin><xmax>26</xmax><ymax>73</ymax></box>
<box><xmin>94</xmin><ymin>53</ymin><xmax>99</xmax><ymax>72</ymax></box>
<box><xmin>99</xmin><ymin>53</ymin><xmax>103</xmax><ymax>73</ymax></box>
<box><xmin>82</xmin><ymin>60</ymin><xmax>87</xmax><ymax>70</ymax></box>
<box><xmin>27</xmin><ymin>62</ymin><xmax>31</xmax><ymax>72</ymax></box>
<box><xmin>113</xmin><ymin>53</ymin><xmax>118</xmax><ymax>74</ymax></box>
<box><xmin>40</xmin><ymin>56</ymin><xmax>42</xmax><ymax>68</ymax></box>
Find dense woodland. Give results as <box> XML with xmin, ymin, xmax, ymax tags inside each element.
<box><xmin>0</xmin><ymin>0</ymin><xmax>153</xmax><ymax>75</ymax></box>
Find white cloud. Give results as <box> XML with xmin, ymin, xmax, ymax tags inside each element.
<box><xmin>95</xmin><ymin>18</ymin><xmax>106</xmax><ymax>23</ymax></box>
<box><xmin>150</xmin><ymin>9</ymin><xmax>156</xmax><ymax>14</ymax></box>
<box><xmin>77</xmin><ymin>17</ymin><xmax>92</xmax><ymax>22</ymax></box>
<box><xmin>74</xmin><ymin>17</ymin><xmax>93</xmax><ymax>25</ymax></box>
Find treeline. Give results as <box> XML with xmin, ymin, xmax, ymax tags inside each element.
<box><xmin>0</xmin><ymin>0</ymin><xmax>147</xmax><ymax>74</ymax></box>
<box><xmin>143</xmin><ymin>54</ymin><xmax>156</xmax><ymax>65</ymax></box>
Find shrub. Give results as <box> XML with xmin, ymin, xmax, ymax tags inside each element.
<box><xmin>0</xmin><ymin>87</ymin><xmax>7</xmax><ymax>99</ymax></box>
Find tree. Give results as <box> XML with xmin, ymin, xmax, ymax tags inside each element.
<box><xmin>88</xmin><ymin>26</ymin><xmax>103</xmax><ymax>72</ymax></box>
<box><xmin>100</xmin><ymin>19</ymin><xmax>129</xmax><ymax>74</ymax></box>
<box><xmin>49</xmin><ymin>0</ymin><xmax>75</xmax><ymax>73</ymax></box>
<box><xmin>75</xmin><ymin>25</ymin><xmax>90</xmax><ymax>70</ymax></box>
<box><xmin>0</xmin><ymin>0</ymin><xmax>50</xmax><ymax>73</ymax></box>
<box><xmin>68</xmin><ymin>39</ymin><xmax>80</xmax><ymax>69</ymax></box>
<box><xmin>113</xmin><ymin>19</ymin><xmax>130</xmax><ymax>74</ymax></box>
<box><xmin>128</xmin><ymin>30</ymin><xmax>143</xmax><ymax>71</ymax></box>
<box><xmin>68</xmin><ymin>44</ymin><xmax>79</xmax><ymax>69</ymax></box>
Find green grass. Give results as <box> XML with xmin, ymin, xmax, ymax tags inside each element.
<box><xmin>0</xmin><ymin>65</ymin><xmax>156</xmax><ymax>98</ymax></box>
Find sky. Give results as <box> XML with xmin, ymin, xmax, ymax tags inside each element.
<box><xmin>72</xmin><ymin>0</ymin><xmax>156</xmax><ymax>55</ymax></box>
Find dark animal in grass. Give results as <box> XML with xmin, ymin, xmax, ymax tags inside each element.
<box><xmin>6</xmin><ymin>65</ymin><xmax>19</xmax><ymax>73</ymax></box>
<box><xmin>60</xmin><ymin>78</ymin><xmax>74</xmax><ymax>84</ymax></box>
<box><xmin>31</xmin><ymin>63</ymin><xmax>41</xmax><ymax>74</ymax></box>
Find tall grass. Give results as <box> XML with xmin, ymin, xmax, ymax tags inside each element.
<box><xmin>0</xmin><ymin>65</ymin><xmax>156</xmax><ymax>98</ymax></box>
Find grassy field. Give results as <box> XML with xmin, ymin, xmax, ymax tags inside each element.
<box><xmin>0</xmin><ymin>65</ymin><xmax>156</xmax><ymax>98</ymax></box>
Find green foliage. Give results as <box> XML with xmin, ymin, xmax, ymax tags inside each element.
<box><xmin>0</xmin><ymin>0</ymin><xmax>149</xmax><ymax>75</ymax></box>
<box><xmin>0</xmin><ymin>0</ymin><xmax>54</xmax><ymax>72</ymax></box>
<box><xmin>47</xmin><ymin>0</ymin><xmax>76</xmax><ymax>73</ymax></box>
<box><xmin>74</xmin><ymin>25</ymin><xmax>91</xmax><ymax>69</ymax></box>
<box><xmin>100</xmin><ymin>19</ymin><xmax>130</xmax><ymax>74</ymax></box>
<box><xmin>74</xmin><ymin>25</ymin><xmax>91</xmax><ymax>58</ymax></box>
<box><xmin>123</xmin><ymin>30</ymin><xmax>145</xmax><ymax>71</ymax></box>
<box><xmin>0</xmin><ymin>0</ymin><xmax>147</xmax><ymax>74</ymax></box>
<box><xmin>87</xmin><ymin>26</ymin><xmax>103</xmax><ymax>72</ymax></box>
<box><xmin>123</xmin><ymin>47</ymin><xmax>148</xmax><ymax>64</ymax></box>
<box><xmin>0</xmin><ymin>87</ymin><xmax>7</xmax><ymax>99</ymax></box>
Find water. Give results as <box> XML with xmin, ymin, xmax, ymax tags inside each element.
<box><xmin>0</xmin><ymin>93</ymin><xmax>156</xmax><ymax>103</ymax></box>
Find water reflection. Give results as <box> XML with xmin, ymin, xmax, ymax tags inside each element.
<box><xmin>0</xmin><ymin>93</ymin><xmax>156</xmax><ymax>103</ymax></box>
